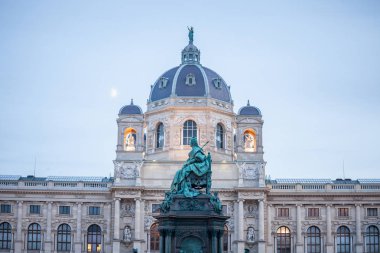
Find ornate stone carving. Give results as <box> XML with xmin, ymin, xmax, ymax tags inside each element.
<box><xmin>236</xmin><ymin>162</ymin><xmax>265</xmax><ymax>182</ymax></box>
<box><xmin>114</xmin><ymin>161</ymin><xmax>143</xmax><ymax>179</ymax></box>
<box><xmin>144</xmin><ymin>216</ymin><xmax>156</xmax><ymax>229</ymax></box>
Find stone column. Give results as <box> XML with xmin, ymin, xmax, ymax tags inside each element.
<box><xmin>45</xmin><ymin>202</ymin><xmax>53</xmax><ymax>253</ymax></box>
<box><xmin>165</xmin><ymin>231</ymin><xmax>172</xmax><ymax>253</ymax></box>
<box><xmin>218</xmin><ymin>230</ymin><xmax>223</xmax><ymax>253</ymax></box>
<box><xmin>105</xmin><ymin>203</ymin><xmax>112</xmax><ymax>252</ymax></box>
<box><xmin>258</xmin><ymin>200</ymin><xmax>266</xmax><ymax>253</ymax></box>
<box><xmin>295</xmin><ymin>204</ymin><xmax>303</xmax><ymax>253</ymax></box>
<box><xmin>212</xmin><ymin>231</ymin><xmax>218</xmax><ymax>253</ymax></box>
<box><xmin>355</xmin><ymin>204</ymin><xmax>363</xmax><ymax>253</ymax></box>
<box><xmin>266</xmin><ymin>204</ymin><xmax>273</xmax><ymax>253</ymax></box>
<box><xmin>326</xmin><ymin>204</ymin><xmax>334</xmax><ymax>253</ymax></box>
<box><xmin>159</xmin><ymin>231</ymin><xmax>165</xmax><ymax>253</ymax></box>
<box><xmin>236</xmin><ymin>199</ymin><xmax>245</xmax><ymax>253</ymax></box>
<box><xmin>133</xmin><ymin>198</ymin><xmax>141</xmax><ymax>252</ymax></box>
<box><xmin>14</xmin><ymin>201</ymin><xmax>23</xmax><ymax>252</ymax></box>
<box><xmin>113</xmin><ymin>198</ymin><xmax>121</xmax><ymax>253</ymax></box>
<box><xmin>75</xmin><ymin>203</ymin><xmax>82</xmax><ymax>253</ymax></box>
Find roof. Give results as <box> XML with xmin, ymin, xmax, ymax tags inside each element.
<box><xmin>0</xmin><ymin>175</ymin><xmax>113</xmax><ymax>183</ymax></box>
<box><xmin>119</xmin><ymin>99</ymin><xmax>143</xmax><ymax>115</ymax></box>
<box><xmin>238</xmin><ymin>100</ymin><xmax>261</xmax><ymax>116</ymax></box>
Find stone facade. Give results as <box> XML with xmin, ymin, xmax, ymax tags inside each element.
<box><xmin>0</xmin><ymin>35</ymin><xmax>379</xmax><ymax>253</ymax></box>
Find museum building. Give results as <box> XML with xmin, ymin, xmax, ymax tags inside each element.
<box><xmin>0</xmin><ymin>34</ymin><xmax>380</xmax><ymax>253</ymax></box>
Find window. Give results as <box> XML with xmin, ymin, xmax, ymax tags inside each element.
<box><xmin>150</xmin><ymin>223</ymin><xmax>159</xmax><ymax>251</ymax></box>
<box><xmin>124</xmin><ymin>128</ymin><xmax>137</xmax><ymax>151</ymax></box>
<box><xmin>152</xmin><ymin>204</ymin><xmax>160</xmax><ymax>213</ymax></box>
<box><xmin>156</xmin><ymin>123</ymin><xmax>164</xmax><ymax>149</ymax></box>
<box><xmin>0</xmin><ymin>222</ymin><xmax>12</xmax><ymax>249</ymax></box>
<box><xmin>216</xmin><ymin>123</ymin><xmax>224</xmax><ymax>149</ymax></box>
<box><xmin>159</xmin><ymin>77</ymin><xmax>168</xmax><ymax>88</ymax></box>
<box><xmin>27</xmin><ymin>223</ymin><xmax>41</xmax><ymax>250</ymax></box>
<box><xmin>57</xmin><ymin>224</ymin><xmax>71</xmax><ymax>251</ymax></box>
<box><xmin>336</xmin><ymin>226</ymin><xmax>350</xmax><ymax>253</ymax></box>
<box><xmin>89</xmin><ymin>206</ymin><xmax>100</xmax><ymax>215</ymax></box>
<box><xmin>308</xmin><ymin>208</ymin><xmax>319</xmax><ymax>217</ymax></box>
<box><xmin>243</xmin><ymin>129</ymin><xmax>256</xmax><ymax>152</ymax></box>
<box><xmin>213</xmin><ymin>78</ymin><xmax>222</xmax><ymax>89</ymax></box>
<box><xmin>87</xmin><ymin>224</ymin><xmax>101</xmax><ymax>252</ymax></box>
<box><xmin>276</xmin><ymin>226</ymin><xmax>291</xmax><ymax>253</ymax></box>
<box><xmin>367</xmin><ymin>208</ymin><xmax>378</xmax><ymax>217</ymax></box>
<box><xmin>185</xmin><ymin>73</ymin><xmax>196</xmax><ymax>86</ymax></box>
<box><xmin>278</xmin><ymin>208</ymin><xmax>289</xmax><ymax>217</ymax></box>
<box><xmin>183</xmin><ymin>120</ymin><xmax>197</xmax><ymax>145</ymax></box>
<box><xmin>338</xmin><ymin>208</ymin><xmax>349</xmax><ymax>217</ymax></box>
<box><xmin>0</xmin><ymin>204</ymin><xmax>11</xmax><ymax>213</ymax></box>
<box><xmin>366</xmin><ymin>225</ymin><xmax>379</xmax><ymax>253</ymax></box>
<box><xmin>307</xmin><ymin>226</ymin><xmax>321</xmax><ymax>253</ymax></box>
<box><xmin>59</xmin><ymin>206</ymin><xmax>70</xmax><ymax>215</ymax></box>
<box><xmin>30</xmin><ymin>204</ymin><xmax>40</xmax><ymax>214</ymax></box>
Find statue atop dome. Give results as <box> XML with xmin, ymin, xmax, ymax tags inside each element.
<box><xmin>187</xmin><ymin>26</ymin><xmax>194</xmax><ymax>44</ymax></box>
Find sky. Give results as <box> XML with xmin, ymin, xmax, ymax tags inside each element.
<box><xmin>0</xmin><ymin>0</ymin><xmax>379</xmax><ymax>179</ymax></box>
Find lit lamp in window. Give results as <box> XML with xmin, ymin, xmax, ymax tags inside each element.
<box><xmin>243</xmin><ymin>129</ymin><xmax>256</xmax><ymax>152</ymax></box>
<box><xmin>124</xmin><ymin>128</ymin><xmax>137</xmax><ymax>151</ymax></box>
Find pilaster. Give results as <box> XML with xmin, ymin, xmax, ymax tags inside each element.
<box><xmin>113</xmin><ymin>198</ymin><xmax>121</xmax><ymax>253</ymax></box>
<box><xmin>74</xmin><ymin>202</ymin><xmax>82</xmax><ymax>253</ymax></box>
<box><xmin>258</xmin><ymin>199</ymin><xmax>266</xmax><ymax>253</ymax></box>
<box><xmin>14</xmin><ymin>201</ymin><xmax>23</xmax><ymax>253</ymax></box>
<box><xmin>45</xmin><ymin>202</ymin><xmax>53</xmax><ymax>253</ymax></box>
<box><xmin>295</xmin><ymin>204</ymin><xmax>303</xmax><ymax>253</ymax></box>
<box><xmin>133</xmin><ymin>198</ymin><xmax>142</xmax><ymax>251</ymax></box>
<box><xmin>355</xmin><ymin>204</ymin><xmax>363</xmax><ymax>253</ymax></box>
<box><xmin>325</xmin><ymin>204</ymin><xmax>334</xmax><ymax>252</ymax></box>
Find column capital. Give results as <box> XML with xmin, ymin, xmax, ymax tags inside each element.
<box><xmin>296</xmin><ymin>204</ymin><xmax>302</xmax><ymax>207</ymax></box>
<box><xmin>17</xmin><ymin>201</ymin><xmax>23</xmax><ymax>205</ymax></box>
<box><xmin>237</xmin><ymin>199</ymin><xmax>245</xmax><ymax>203</ymax></box>
<box><xmin>134</xmin><ymin>197</ymin><xmax>142</xmax><ymax>202</ymax></box>
<box><xmin>355</xmin><ymin>203</ymin><xmax>362</xmax><ymax>207</ymax></box>
<box><xmin>325</xmin><ymin>204</ymin><xmax>333</xmax><ymax>207</ymax></box>
<box><xmin>114</xmin><ymin>198</ymin><xmax>121</xmax><ymax>202</ymax></box>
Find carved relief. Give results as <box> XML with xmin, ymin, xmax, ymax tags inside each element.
<box><xmin>114</xmin><ymin>161</ymin><xmax>143</xmax><ymax>179</ymax></box>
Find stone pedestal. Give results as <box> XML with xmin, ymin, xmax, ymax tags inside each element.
<box><xmin>155</xmin><ymin>194</ymin><xmax>229</xmax><ymax>253</ymax></box>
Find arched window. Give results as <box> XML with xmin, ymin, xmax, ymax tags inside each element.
<box><xmin>243</xmin><ymin>129</ymin><xmax>256</xmax><ymax>152</ymax></box>
<box><xmin>216</xmin><ymin>123</ymin><xmax>224</xmax><ymax>149</ymax></box>
<box><xmin>337</xmin><ymin>226</ymin><xmax>351</xmax><ymax>253</ymax></box>
<box><xmin>57</xmin><ymin>224</ymin><xmax>71</xmax><ymax>251</ymax></box>
<box><xmin>366</xmin><ymin>225</ymin><xmax>379</xmax><ymax>253</ymax></box>
<box><xmin>87</xmin><ymin>224</ymin><xmax>101</xmax><ymax>252</ymax></box>
<box><xmin>27</xmin><ymin>223</ymin><xmax>41</xmax><ymax>250</ymax></box>
<box><xmin>0</xmin><ymin>222</ymin><xmax>12</xmax><ymax>249</ymax></box>
<box><xmin>276</xmin><ymin>226</ymin><xmax>291</xmax><ymax>253</ymax></box>
<box><xmin>124</xmin><ymin>128</ymin><xmax>137</xmax><ymax>151</ymax></box>
<box><xmin>223</xmin><ymin>225</ymin><xmax>229</xmax><ymax>252</ymax></box>
<box><xmin>307</xmin><ymin>226</ymin><xmax>321</xmax><ymax>253</ymax></box>
<box><xmin>183</xmin><ymin>120</ymin><xmax>197</xmax><ymax>145</ymax></box>
<box><xmin>150</xmin><ymin>223</ymin><xmax>159</xmax><ymax>251</ymax></box>
<box><xmin>156</xmin><ymin>123</ymin><xmax>164</xmax><ymax>149</ymax></box>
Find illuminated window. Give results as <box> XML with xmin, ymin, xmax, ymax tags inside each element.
<box><xmin>243</xmin><ymin>129</ymin><xmax>256</xmax><ymax>152</ymax></box>
<box><xmin>124</xmin><ymin>128</ymin><xmax>137</xmax><ymax>151</ymax></box>
<box><xmin>150</xmin><ymin>223</ymin><xmax>159</xmax><ymax>251</ymax></box>
<box><xmin>366</xmin><ymin>225</ymin><xmax>379</xmax><ymax>253</ymax></box>
<box><xmin>27</xmin><ymin>223</ymin><xmax>41</xmax><ymax>250</ymax></box>
<box><xmin>307</xmin><ymin>226</ymin><xmax>321</xmax><ymax>253</ymax></box>
<box><xmin>0</xmin><ymin>222</ymin><xmax>12</xmax><ymax>249</ymax></box>
<box><xmin>336</xmin><ymin>226</ymin><xmax>350</xmax><ymax>253</ymax></box>
<box><xmin>87</xmin><ymin>224</ymin><xmax>101</xmax><ymax>252</ymax></box>
<box><xmin>308</xmin><ymin>208</ymin><xmax>319</xmax><ymax>217</ymax></box>
<box><xmin>57</xmin><ymin>224</ymin><xmax>71</xmax><ymax>251</ymax></box>
<box><xmin>276</xmin><ymin>226</ymin><xmax>291</xmax><ymax>253</ymax></box>
<box><xmin>156</xmin><ymin>123</ymin><xmax>164</xmax><ymax>149</ymax></box>
<box><xmin>338</xmin><ymin>208</ymin><xmax>349</xmax><ymax>217</ymax></box>
<box><xmin>278</xmin><ymin>208</ymin><xmax>289</xmax><ymax>217</ymax></box>
<box><xmin>183</xmin><ymin>120</ymin><xmax>197</xmax><ymax>145</ymax></box>
<box><xmin>216</xmin><ymin>123</ymin><xmax>224</xmax><ymax>149</ymax></box>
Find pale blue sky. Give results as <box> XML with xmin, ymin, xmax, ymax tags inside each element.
<box><xmin>0</xmin><ymin>1</ymin><xmax>379</xmax><ymax>179</ymax></box>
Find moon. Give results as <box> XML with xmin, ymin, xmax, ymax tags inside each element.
<box><xmin>110</xmin><ymin>88</ymin><xmax>118</xmax><ymax>97</ymax></box>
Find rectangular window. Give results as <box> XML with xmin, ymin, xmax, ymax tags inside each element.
<box><xmin>278</xmin><ymin>208</ymin><xmax>289</xmax><ymax>217</ymax></box>
<box><xmin>0</xmin><ymin>204</ymin><xmax>11</xmax><ymax>213</ymax></box>
<box><xmin>367</xmin><ymin>208</ymin><xmax>378</xmax><ymax>217</ymax></box>
<box><xmin>30</xmin><ymin>205</ymin><xmax>41</xmax><ymax>214</ymax></box>
<box><xmin>89</xmin><ymin>206</ymin><xmax>100</xmax><ymax>215</ymax></box>
<box><xmin>152</xmin><ymin>204</ymin><xmax>160</xmax><ymax>213</ymax></box>
<box><xmin>338</xmin><ymin>208</ymin><xmax>349</xmax><ymax>217</ymax></box>
<box><xmin>308</xmin><ymin>208</ymin><xmax>319</xmax><ymax>217</ymax></box>
<box><xmin>59</xmin><ymin>205</ymin><xmax>70</xmax><ymax>215</ymax></box>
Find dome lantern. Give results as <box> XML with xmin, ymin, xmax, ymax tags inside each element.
<box><xmin>181</xmin><ymin>27</ymin><xmax>200</xmax><ymax>64</ymax></box>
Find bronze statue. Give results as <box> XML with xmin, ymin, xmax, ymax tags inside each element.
<box><xmin>170</xmin><ymin>137</ymin><xmax>211</xmax><ymax>197</ymax></box>
<box><xmin>188</xmin><ymin>26</ymin><xmax>194</xmax><ymax>43</ymax></box>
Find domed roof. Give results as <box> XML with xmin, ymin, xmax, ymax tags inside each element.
<box><xmin>119</xmin><ymin>99</ymin><xmax>143</xmax><ymax>115</ymax></box>
<box><xmin>149</xmin><ymin>29</ymin><xmax>232</xmax><ymax>103</ymax></box>
<box><xmin>238</xmin><ymin>100</ymin><xmax>261</xmax><ymax>116</ymax></box>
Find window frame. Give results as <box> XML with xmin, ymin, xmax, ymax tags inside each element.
<box><xmin>27</xmin><ymin>223</ymin><xmax>42</xmax><ymax>250</ymax></box>
<box><xmin>216</xmin><ymin>123</ymin><xmax>224</xmax><ymax>149</ymax></box>
<box><xmin>29</xmin><ymin>204</ymin><xmax>41</xmax><ymax>214</ymax></box>
<box><xmin>156</xmin><ymin>122</ymin><xmax>164</xmax><ymax>149</ymax></box>
<box><xmin>307</xmin><ymin>207</ymin><xmax>320</xmax><ymax>218</ymax></box>
<box><xmin>338</xmin><ymin>207</ymin><xmax>349</xmax><ymax>217</ymax></box>
<box><xmin>0</xmin><ymin>222</ymin><xmax>12</xmax><ymax>249</ymax></box>
<box><xmin>276</xmin><ymin>226</ymin><xmax>291</xmax><ymax>253</ymax></box>
<box><xmin>182</xmin><ymin>120</ymin><xmax>197</xmax><ymax>146</ymax></box>
<box><xmin>0</xmin><ymin>204</ymin><xmax>11</xmax><ymax>214</ymax></box>
<box><xmin>88</xmin><ymin>206</ymin><xmax>100</xmax><ymax>216</ymax></box>
<box><xmin>87</xmin><ymin>224</ymin><xmax>101</xmax><ymax>252</ymax></box>
<box><xmin>57</xmin><ymin>223</ymin><xmax>71</xmax><ymax>252</ymax></box>
<box><xmin>306</xmin><ymin>226</ymin><xmax>321</xmax><ymax>253</ymax></box>
<box><xmin>367</xmin><ymin>208</ymin><xmax>378</xmax><ymax>217</ymax></box>
<box><xmin>277</xmin><ymin>208</ymin><xmax>290</xmax><ymax>218</ymax></box>
<box><xmin>59</xmin><ymin>205</ymin><xmax>71</xmax><ymax>215</ymax></box>
<box><xmin>365</xmin><ymin>225</ymin><xmax>379</xmax><ymax>253</ymax></box>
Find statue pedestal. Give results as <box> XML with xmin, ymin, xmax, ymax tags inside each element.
<box><xmin>155</xmin><ymin>194</ymin><xmax>229</xmax><ymax>253</ymax></box>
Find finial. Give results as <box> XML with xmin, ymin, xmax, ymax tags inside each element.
<box><xmin>187</xmin><ymin>26</ymin><xmax>194</xmax><ymax>44</ymax></box>
<box><xmin>131</xmin><ymin>99</ymin><xmax>134</xmax><ymax>105</ymax></box>
<box><xmin>247</xmin><ymin>100</ymin><xmax>250</xmax><ymax>106</ymax></box>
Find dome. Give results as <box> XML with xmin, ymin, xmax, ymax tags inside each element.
<box><xmin>119</xmin><ymin>99</ymin><xmax>143</xmax><ymax>115</ymax></box>
<box><xmin>149</xmin><ymin>39</ymin><xmax>232</xmax><ymax>103</ymax></box>
<box><xmin>238</xmin><ymin>100</ymin><xmax>261</xmax><ymax>116</ymax></box>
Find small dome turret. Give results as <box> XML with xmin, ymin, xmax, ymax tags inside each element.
<box><xmin>119</xmin><ymin>99</ymin><xmax>143</xmax><ymax>115</ymax></box>
<box><xmin>238</xmin><ymin>100</ymin><xmax>261</xmax><ymax>116</ymax></box>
